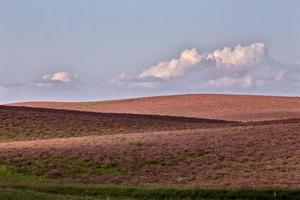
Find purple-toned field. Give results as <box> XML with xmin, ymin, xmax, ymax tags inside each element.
<box><xmin>1</xmin><ymin>95</ymin><xmax>300</xmax><ymax>188</ymax></box>
<box><xmin>0</xmin><ymin>118</ymin><xmax>299</xmax><ymax>188</ymax></box>
<box><xmin>0</xmin><ymin>105</ymin><xmax>231</xmax><ymax>141</ymax></box>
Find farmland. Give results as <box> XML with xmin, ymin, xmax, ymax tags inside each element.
<box><xmin>1</xmin><ymin>94</ymin><xmax>300</xmax><ymax>199</ymax></box>
<box><xmin>0</xmin><ymin>105</ymin><xmax>231</xmax><ymax>141</ymax></box>
<box><xmin>10</xmin><ymin>94</ymin><xmax>300</xmax><ymax>121</ymax></box>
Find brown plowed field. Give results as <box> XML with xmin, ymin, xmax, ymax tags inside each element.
<box><xmin>1</xmin><ymin>94</ymin><xmax>300</xmax><ymax>189</ymax></box>
<box><xmin>0</xmin><ymin>105</ymin><xmax>232</xmax><ymax>141</ymax></box>
<box><xmin>0</xmin><ymin>118</ymin><xmax>299</xmax><ymax>188</ymax></box>
<box><xmin>9</xmin><ymin>94</ymin><xmax>300</xmax><ymax>121</ymax></box>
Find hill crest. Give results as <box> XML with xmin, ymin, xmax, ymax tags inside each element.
<box><xmin>8</xmin><ymin>94</ymin><xmax>300</xmax><ymax>121</ymax></box>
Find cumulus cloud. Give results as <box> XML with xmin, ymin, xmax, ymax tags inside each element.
<box><xmin>207</xmin><ymin>43</ymin><xmax>267</xmax><ymax>68</ymax></box>
<box><xmin>111</xmin><ymin>42</ymin><xmax>299</xmax><ymax>94</ymax></box>
<box><xmin>37</xmin><ymin>71</ymin><xmax>79</xmax><ymax>88</ymax></box>
<box><xmin>42</xmin><ymin>71</ymin><xmax>78</xmax><ymax>83</ymax></box>
<box><xmin>139</xmin><ymin>48</ymin><xmax>202</xmax><ymax>79</ymax></box>
<box><xmin>137</xmin><ymin>43</ymin><xmax>268</xmax><ymax>81</ymax></box>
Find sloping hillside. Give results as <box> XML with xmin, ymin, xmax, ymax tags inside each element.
<box><xmin>0</xmin><ymin>118</ymin><xmax>299</xmax><ymax>188</ymax></box>
<box><xmin>9</xmin><ymin>94</ymin><xmax>300</xmax><ymax>121</ymax></box>
<box><xmin>0</xmin><ymin>105</ymin><xmax>231</xmax><ymax>141</ymax></box>
<box><xmin>2</xmin><ymin>95</ymin><xmax>300</xmax><ymax>190</ymax></box>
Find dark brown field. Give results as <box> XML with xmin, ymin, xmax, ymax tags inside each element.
<box><xmin>1</xmin><ymin>94</ymin><xmax>300</xmax><ymax>189</ymax></box>
<box><xmin>0</xmin><ymin>105</ymin><xmax>231</xmax><ymax>141</ymax></box>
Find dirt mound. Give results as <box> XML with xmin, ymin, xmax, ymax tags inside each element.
<box><xmin>9</xmin><ymin>94</ymin><xmax>300</xmax><ymax>121</ymax></box>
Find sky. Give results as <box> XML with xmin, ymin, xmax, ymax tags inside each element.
<box><xmin>0</xmin><ymin>0</ymin><xmax>300</xmax><ymax>103</ymax></box>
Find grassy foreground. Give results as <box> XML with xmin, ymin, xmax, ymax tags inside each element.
<box><xmin>0</xmin><ymin>182</ymin><xmax>299</xmax><ymax>200</ymax></box>
<box><xmin>1</xmin><ymin>150</ymin><xmax>300</xmax><ymax>200</ymax></box>
<box><xmin>0</xmin><ymin>188</ymin><xmax>108</xmax><ymax>200</ymax></box>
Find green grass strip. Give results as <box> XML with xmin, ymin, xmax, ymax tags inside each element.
<box><xmin>2</xmin><ymin>183</ymin><xmax>299</xmax><ymax>200</ymax></box>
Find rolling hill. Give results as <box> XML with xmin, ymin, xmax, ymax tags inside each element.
<box><xmin>0</xmin><ymin>115</ymin><xmax>299</xmax><ymax>188</ymax></box>
<box><xmin>9</xmin><ymin>94</ymin><xmax>300</xmax><ymax>121</ymax></box>
<box><xmin>0</xmin><ymin>105</ymin><xmax>231</xmax><ymax>141</ymax></box>
<box><xmin>1</xmin><ymin>94</ymin><xmax>300</xmax><ymax>199</ymax></box>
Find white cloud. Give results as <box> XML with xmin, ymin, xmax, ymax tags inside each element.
<box><xmin>208</xmin><ymin>74</ymin><xmax>253</xmax><ymax>88</ymax></box>
<box><xmin>42</xmin><ymin>71</ymin><xmax>78</xmax><ymax>83</ymax></box>
<box><xmin>36</xmin><ymin>71</ymin><xmax>79</xmax><ymax>88</ymax></box>
<box><xmin>138</xmin><ymin>43</ymin><xmax>268</xmax><ymax>81</ymax></box>
<box><xmin>139</xmin><ymin>48</ymin><xmax>202</xmax><ymax>79</ymax></box>
<box><xmin>207</xmin><ymin>43</ymin><xmax>267</xmax><ymax>68</ymax></box>
<box><xmin>111</xmin><ymin>42</ymin><xmax>299</xmax><ymax>93</ymax></box>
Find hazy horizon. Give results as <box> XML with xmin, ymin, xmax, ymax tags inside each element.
<box><xmin>1</xmin><ymin>0</ymin><xmax>299</xmax><ymax>104</ymax></box>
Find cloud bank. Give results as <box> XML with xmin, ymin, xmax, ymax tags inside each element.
<box><xmin>138</xmin><ymin>42</ymin><xmax>268</xmax><ymax>80</ymax></box>
<box><xmin>112</xmin><ymin>42</ymin><xmax>299</xmax><ymax>94</ymax></box>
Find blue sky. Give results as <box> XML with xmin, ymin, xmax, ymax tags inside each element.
<box><xmin>0</xmin><ymin>0</ymin><xmax>299</xmax><ymax>103</ymax></box>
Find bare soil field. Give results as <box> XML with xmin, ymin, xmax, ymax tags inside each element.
<box><xmin>1</xmin><ymin>94</ymin><xmax>300</xmax><ymax>195</ymax></box>
<box><xmin>9</xmin><ymin>94</ymin><xmax>300</xmax><ymax>121</ymax></box>
<box><xmin>0</xmin><ymin>118</ymin><xmax>299</xmax><ymax>188</ymax></box>
<box><xmin>0</xmin><ymin>105</ymin><xmax>231</xmax><ymax>141</ymax></box>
